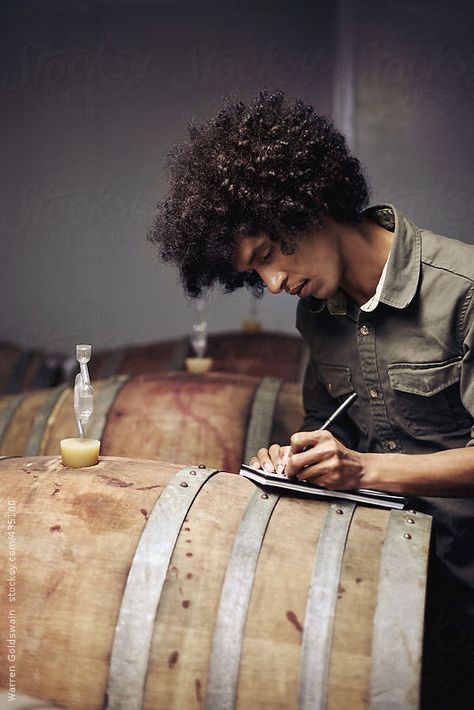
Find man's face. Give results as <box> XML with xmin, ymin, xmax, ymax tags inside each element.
<box><xmin>233</xmin><ymin>224</ymin><xmax>343</xmax><ymax>300</ymax></box>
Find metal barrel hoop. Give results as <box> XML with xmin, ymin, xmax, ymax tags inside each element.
<box><xmin>205</xmin><ymin>488</ymin><xmax>280</xmax><ymax>710</ymax></box>
<box><xmin>298</xmin><ymin>501</ymin><xmax>357</xmax><ymax>710</ymax></box>
<box><xmin>106</xmin><ymin>464</ymin><xmax>220</xmax><ymax>710</ymax></box>
<box><xmin>243</xmin><ymin>377</ymin><xmax>283</xmax><ymax>464</ymax></box>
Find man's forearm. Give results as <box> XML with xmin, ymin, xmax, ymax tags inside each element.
<box><xmin>363</xmin><ymin>446</ymin><xmax>474</xmax><ymax>496</ymax></box>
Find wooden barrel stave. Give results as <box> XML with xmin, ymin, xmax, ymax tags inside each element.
<box><xmin>0</xmin><ymin>344</ymin><xmax>62</xmax><ymax>395</ymax></box>
<box><xmin>0</xmin><ymin>390</ymin><xmax>51</xmax><ymax>455</ymax></box>
<box><xmin>0</xmin><ymin>456</ymin><xmax>432</xmax><ymax>710</ymax></box>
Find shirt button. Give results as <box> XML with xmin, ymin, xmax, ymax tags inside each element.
<box><xmin>386</xmin><ymin>440</ymin><xmax>398</xmax><ymax>450</ymax></box>
<box><xmin>369</xmin><ymin>388</ymin><xmax>379</xmax><ymax>399</ymax></box>
<box><xmin>359</xmin><ymin>325</ymin><xmax>370</xmax><ymax>336</ymax></box>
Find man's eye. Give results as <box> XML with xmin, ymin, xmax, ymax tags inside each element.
<box><xmin>261</xmin><ymin>247</ymin><xmax>274</xmax><ymax>263</ymax></box>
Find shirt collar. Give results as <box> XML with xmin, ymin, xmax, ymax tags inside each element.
<box><xmin>375</xmin><ymin>204</ymin><xmax>421</xmax><ymax>309</ymax></box>
<box><xmin>301</xmin><ymin>204</ymin><xmax>421</xmax><ymax>316</ymax></box>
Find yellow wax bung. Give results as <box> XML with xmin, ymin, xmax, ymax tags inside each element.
<box><xmin>185</xmin><ymin>357</ymin><xmax>213</xmax><ymax>373</ymax></box>
<box><xmin>60</xmin><ymin>437</ymin><xmax>101</xmax><ymax>468</ymax></box>
<box><xmin>241</xmin><ymin>318</ymin><xmax>262</xmax><ymax>332</ymax></box>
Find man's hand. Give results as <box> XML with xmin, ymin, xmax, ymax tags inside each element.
<box><xmin>251</xmin><ymin>431</ymin><xmax>474</xmax><ymax>496</ymax></box>
<box><xmin>285</xmin><ymin>430</ymin><xmax>366</xmax><ymax>490</ymax></box>
<box><xmin>249</xmin><ymin>430</ymin><xmax>367</xmax><ymax>488</ymax></box>
<box><xmin>249</xmin><ymin>444</ymin><xmax>292</xmax><ymax>475</ymax></box>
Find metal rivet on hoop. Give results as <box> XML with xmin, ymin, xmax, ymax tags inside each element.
<box><xmin>180</xmin><ymin>481</ymin><xmax>189</xmax><ymax>488</ymax></box>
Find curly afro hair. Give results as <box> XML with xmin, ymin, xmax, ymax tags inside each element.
<box><xmin>149</xmin><ymin>89</ymin><xmax>370</xmax><ymax>297</ymax></box>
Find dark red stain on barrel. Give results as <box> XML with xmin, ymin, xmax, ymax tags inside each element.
<box><xmin>168</xmin><ymin>650</ymin><xmax>179</xmax><ymax>669</ymax></box>
<box><xmin>195</xmin><ymin>678</ymin><xmax>202</xmax><ymax>705</ymax></box>
<box><xmin>286</xmin><ymin>610</ymin><xmax>303</xmax><ymax>633</ymax></box>
<box><xmin>182</xmin><ymin>600</ymin><xmax>191</xmax><ymax>608</ymax></box>
<box><xmin>98</xmin><ymin>475</ymin><xmax>134</xmax><ymax>488</ymax></box>
<box><xmin>170</xmin><ymin>381</ymin><xmax>236</xmax><ymax>470</ymax></box>
<box><xmin>50</xmin><ymin>524</ymin><xmax>62</xmax><ymax>532</ymax></box>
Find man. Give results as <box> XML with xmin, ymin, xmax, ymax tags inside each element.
<box><xmin>150</xmin><ymin>90</ymin><xmax>474</xmax><ymax>706</ymax></box>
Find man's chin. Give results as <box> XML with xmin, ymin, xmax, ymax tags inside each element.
<box><xmin>306</xmin><ymin>283</ymin><xmax>332</xmax><ymax>300</ymax></box>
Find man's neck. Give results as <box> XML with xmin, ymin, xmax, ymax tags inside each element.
<box><xmin>338</xmin><ymin>216</ymin><xmax>394</xmax><ymax>306</ymax></box>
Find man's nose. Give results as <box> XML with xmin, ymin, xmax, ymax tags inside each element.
<box><xmin>261</xmin><ymin>268</ymin><xmax>287</xmax><ymax>294</ymax></box>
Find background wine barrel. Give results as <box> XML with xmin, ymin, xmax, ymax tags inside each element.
<box><xmin>0</xmin><ymin>456</ymin><xmax>432</xmax><ymax>710</ymax></box>
<box><xmin>73</xmin><ymin>331</ymin><xmax>309</xmax><ymax>384</ymax></box>
<box><xmin>0</xmin><ymin>372</ymin><xmax>304</xmax><ymax>472</ymax></box>
<box><xmin>0</xmin><ymin>344</ymin><xmax>63</xmax><ymax>395</ymax></box>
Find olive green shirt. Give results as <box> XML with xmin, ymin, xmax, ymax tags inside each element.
<box><xmin>296</xmin><ymin>205</ymin><xmax>474</xmax><ymax>598</ymax></box>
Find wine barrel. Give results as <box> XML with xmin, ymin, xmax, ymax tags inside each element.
<box><xmin>80</xmin><ymin>331</ymin><xmax>309</xmax><ymax>384</ymax></box>
<box><xmin>0</xmin><ymin>455</ymin><xmax>432</xmax><ymax>710</ymax></box>
<box><xmin>0</xmin><ymin>344</ymin><xmax>62</xmax><ymax>395</ymax></box>
<box><xmin>0</xmin><ymin>372</ymin><xmax>304</xmax><ymax>472</ymax></box>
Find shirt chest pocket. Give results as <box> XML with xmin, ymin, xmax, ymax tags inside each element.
<box><xmin>318</xmin><ymin>363</ymin><xmax>366</xmax><ymax>436</ymax></box>
<box><xmin>318</xmin><ymin>363</ymin><xmax>354</xmax><ymax>399</ymax></box>
<box><xmin>387</xmin><ymin>358</ymin><xmax>471</xmax><ymax>436</ymax></box>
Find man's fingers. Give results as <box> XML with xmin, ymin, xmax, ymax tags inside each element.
<box><xmin>290</xmin><ymin>443</ymin><xmax>336</xmax><ymax>470</ymax></box>
<box><xmin>286</xmin><ymin>432</ymin><xmax>339</xmax><ymax>479</ymax></box>
<box><xmin>269</xmin><ymin>444</ymin><xmax>284</xmax><ymax>472</ymax></box>
<box><xmin>290</xmin><ymin>429</ymin><xmax>332</xmax><ymax>453</ymax></box>
<box><xmin>249</xmin><ymin>445</ymin><xmax>291</xmax><ymax>473</ymax></box>
<box><xmin>250</xmin><ymin>447</ymin><xmax>276</xmax><ymax>472</ymax></box>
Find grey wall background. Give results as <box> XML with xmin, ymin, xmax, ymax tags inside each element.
<box><xmin>1</xmin><ymin>0</ymin><xmax>473</xmax><ymax>355</ymax></box>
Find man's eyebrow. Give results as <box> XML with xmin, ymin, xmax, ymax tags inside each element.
<box><xmin>247</xmin><ymin>243</ymin><xmax>263</xmax><ymax>268</ymax></box>
<box><xmin>236</xmin><ymin>241</ymin><xmax>264</xmax><ymax>272</ymax></box>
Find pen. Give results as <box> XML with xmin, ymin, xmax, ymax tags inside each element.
<box><xmin>318</xmin><ymin>391</ymin><xmax>358</xmax><ymax>431</ymax></box>
<box><xmin>277</xmin><ymin>391</ymin><xmax>358</xmax><ymax>474</ymax></box>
